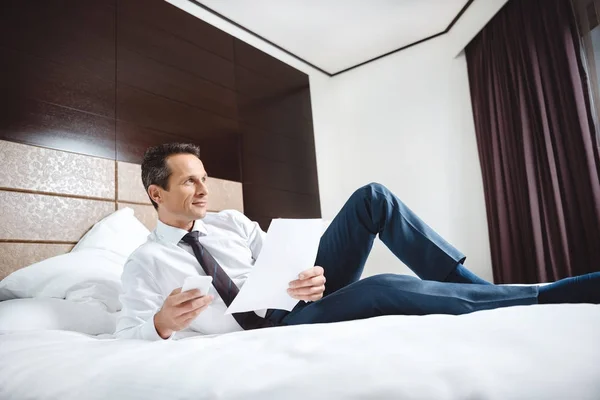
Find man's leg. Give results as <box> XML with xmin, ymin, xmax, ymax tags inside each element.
<box><xmin>538</xmin><ymin>271</ymin><xmax>600</xmax><ymax>304</ymax></box>
<box><xmin>281</xmin><ymin>274</ymin><xmax>538</xmax><ymax>326</ymax></box>
<box><xmin>315</xmin><ymin>182</ymin><xmax>487</xmax><ymax>297</ymax></box>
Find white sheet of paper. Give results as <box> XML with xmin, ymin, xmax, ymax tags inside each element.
<box><xmin>225</xmin><ymin>218</ymin><xmax>325</xmax><ymax>314</ymax></box>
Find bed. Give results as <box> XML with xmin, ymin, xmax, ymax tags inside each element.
<box><xmin>1</xmin><ymin>140</ymin><xmax>599</xmax><ymax>400</ymax></box>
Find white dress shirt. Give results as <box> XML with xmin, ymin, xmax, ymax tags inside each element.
<box><xmin>115</xmin><ymin>210</ymin><xmax>293</xmax><ymax>341</ymax></box>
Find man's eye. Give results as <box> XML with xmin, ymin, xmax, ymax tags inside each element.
<box><xmin>186</xmin><ymin>179</ymin><xmax>194</xmax><ymax>184</ymax></box>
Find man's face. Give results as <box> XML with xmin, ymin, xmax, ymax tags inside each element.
<box><xmin>151</xmin><ymin>154</ymin><xmax>209</xmax><ymax>222</ymax></box>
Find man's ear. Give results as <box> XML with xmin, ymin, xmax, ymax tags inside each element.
<box><xmin>148</xmin><ymin>184</ymin><xmax>163</xmax><ymax>206</ymax></box>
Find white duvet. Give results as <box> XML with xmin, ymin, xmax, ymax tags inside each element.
<box><xmin>1</xmin><ymin>304</ymin><xmax>599</xmax><ymax>400</ymax></box>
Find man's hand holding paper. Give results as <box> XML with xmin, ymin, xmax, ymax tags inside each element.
<box><xmin>225</xmin><ymin>219</ymin><xmax>326</xmax><ymax>314</ymax></box>
<box><xmin>287</xmin><ymin>266</ymin><xmax>326</xmax><ymax>302</ymax></box>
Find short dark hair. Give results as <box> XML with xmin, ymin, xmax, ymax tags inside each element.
<box><xmin>141</xmin><ymin>143</ymin><xmax>201</xmax><ymax>210</ymax></box>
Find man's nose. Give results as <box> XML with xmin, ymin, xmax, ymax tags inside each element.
<box><xmin>196</xmin><ymin>182</ymin><xmax>208</xmax><ymax>196</ymax></box>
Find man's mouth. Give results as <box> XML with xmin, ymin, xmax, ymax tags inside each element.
<box><xmin>192</xmin><ymin>201</ymin><xmax>207</xmax><ymax>207</ymax></box>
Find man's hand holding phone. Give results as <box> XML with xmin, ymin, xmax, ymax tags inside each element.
<box><xmin>154</xmin><ymin>276</ymin><xmax>214</xmax><ymax>339</ymax></box>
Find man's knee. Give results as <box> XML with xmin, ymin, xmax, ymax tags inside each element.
<box><xmin>351</xmin><ymin>182</ymin><xmax>391</xmax><ymax>201</ymax></box>
<box><xmin>363</xmin><ymin>182</ymin><xmax>388</xmax><ymax>194</ymax></box>
<box><xmin>343</xmin><ymin>183</ymin><xmax>399</xmax><ymax>223</ymax></box>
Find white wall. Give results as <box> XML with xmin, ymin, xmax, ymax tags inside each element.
<box><xmin>312</xmin><ymin>41</ymin><xmax>493</xmax><ymax>281</ymax></box>
<box><xmin>168</xmin><ymin>0</ymin><xmax>507</xmax><ymax>282</ymax></box>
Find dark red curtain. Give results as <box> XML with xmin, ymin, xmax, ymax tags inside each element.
<box><xmin>466</xmin><ymin>0</ymin><xmax>600</xmax><ymax>283</ymax></box>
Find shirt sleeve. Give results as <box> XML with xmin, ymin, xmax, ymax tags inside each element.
<box><xmin>115</xmin><ymin>256</ymin><xmax>175</xmax><ymax>341</ymax></box>
<box><xmin>247</xmin><ymin>219</ymin><xmax>267</xmax><ymax>262</ymax></box>
<box><xmin>225</xmin><ymin>209</ymin><xmax>267</xmax><ymax>261</ymax></box>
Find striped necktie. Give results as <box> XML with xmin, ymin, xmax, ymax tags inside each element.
<box><xmin>181</xmin><ymin>231</ymin><xmax>276</xmax><ymax>330</ymax></box>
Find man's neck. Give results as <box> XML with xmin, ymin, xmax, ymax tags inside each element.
<box><xmin>158</xmin><ymin>213</ymin><xmax>194</xmax><ymax>232</ymax></box>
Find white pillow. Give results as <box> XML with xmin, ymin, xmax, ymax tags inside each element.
<box><xmin>71</xmin><ymin>207</ymin><xmax>150</xmax><ymax>259</ymax></box>
<box><xmin>0</xmin><ymin>298</ymin><xmax>116</xmax><ymax>335</ymax></box>
<box><xmin>0</xmin><ymin>249</ymin><xmax>123</xmax><ymax>312</ymax></box>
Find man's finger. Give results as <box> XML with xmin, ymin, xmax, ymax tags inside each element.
<box><xmin>288</xmin><ymin>285</ymin><xmax>325</xmax><ymax>297</ymax></box>
<box><xmin>298</xmin><ymin>266</ymin><xmax>325</xmax><ymax>280</ymax></box>
<box><xmin>172</xmin><ymin>289</ymin><xmax>203</xmax><ymax>305</ymax></box>
<box><xmin>180</xmin><ymin>295</ymin><xmax>213</xmax><ymax>311</ymax></box>
<box><xmin>180</xmin><ymin>304</ymin><xmax>210</xmax><ymax>326</ymax></box>
<box><xmin>175</xmin><ymin>295</ymin><xmax>213</xmax><ymax>317</ymax></box>
<box><xmin>307</xmin><ymin>293</ymin><xmax>323</xmax><ymax>301</ymax></box>
<box><xmin>289</xmin><ymin>275</ymin><xmax>326</xmax><ymax>288</ymax></box>
<box><xmin>179</xmin><ymin>301</ymin><xmax>211</xmax><ymax>318</ymax></box>
<box><xmin>171</xmin><ymin>287</ymin><xmax>182</xmax><ymax>295</ymax></box>
<box><xmin>292</xmin><ymin>292</ymin><xmax>324</xmax><ymax>302</ymax></box>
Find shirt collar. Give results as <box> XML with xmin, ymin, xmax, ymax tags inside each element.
<box><xmin>155</xmin><ymin>218</ymin><xmax>208</xmax><ymax>245</ymax></box>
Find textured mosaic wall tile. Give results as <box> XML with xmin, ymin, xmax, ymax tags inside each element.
<box><xmin>0</xmin><ymin>243</ymin><xmax>74</xmax><ymax>280</ymax></box>
<box><xmin>118</xmin><ymin>203</ymin><xmax>157</xmax><ymax>231</ymax></box>
<box><xmin>0</xmin><ymin>191</ymin><xmax>115</xmax><ymax>241</ymax></box>
<box><xmin>117</xmin><ymin>161</ymin><xmax>150</xmax><ymax>204</ymax></box>
<box><xmin>0</xmin><ymin>140</ymin><xmax>115</xmax><ymax>199</ymax></box>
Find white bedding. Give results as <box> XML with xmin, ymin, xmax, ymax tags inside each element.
<box><xmin>1</xmin><ymin>304</ymin><xmax>599</xmax><ymax>400</ymax></box>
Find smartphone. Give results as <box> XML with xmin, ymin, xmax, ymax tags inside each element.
<box><xmin>181</xmin><ymin>275</ymin><xmax>213</xmax><ymax>295</ymax></box>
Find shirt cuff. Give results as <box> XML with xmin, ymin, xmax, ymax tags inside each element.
<box><xmin>142</xmin><ymin>314</ymin><xmax>176</xmax><ymax>341</ymax></box>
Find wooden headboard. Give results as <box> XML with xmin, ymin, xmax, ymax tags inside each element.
<box><xmin>0</xmin><ymin>140</ymin><xmax>243</xmax><ymax>279</ymax></box>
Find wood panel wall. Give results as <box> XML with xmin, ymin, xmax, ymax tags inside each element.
<box><xmin>0</xmin><ymin>0</ymin><xmax>320</xmax><ymax>230</ymax></box>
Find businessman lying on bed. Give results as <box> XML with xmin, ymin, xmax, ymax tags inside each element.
<box><xmin>115</xmin><ymin>143</ymin><xmax>600</xmax><ymax>340</ymax></box>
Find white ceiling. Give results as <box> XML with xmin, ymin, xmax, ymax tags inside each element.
<box><xmin>197</xmin><ymin>0</ymin><xmax>469</xmax><ymax>75</ymax></box>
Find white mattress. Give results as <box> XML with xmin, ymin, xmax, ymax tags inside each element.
<box><xmin>1</xmin><ymin>304</ymin><xmax>599</xmax><ymax>400</ymax></box>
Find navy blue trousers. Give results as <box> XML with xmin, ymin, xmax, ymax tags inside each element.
<box><xmin>267</xmin><ymin>183</ymin><xmax>538</xmax><ymax>326</ymax></box>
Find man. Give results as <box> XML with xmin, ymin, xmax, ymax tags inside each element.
<box><xmin>115</xmin><ymin>143</ymin><xmax>600</xmax><ymax>340</ymax></box>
